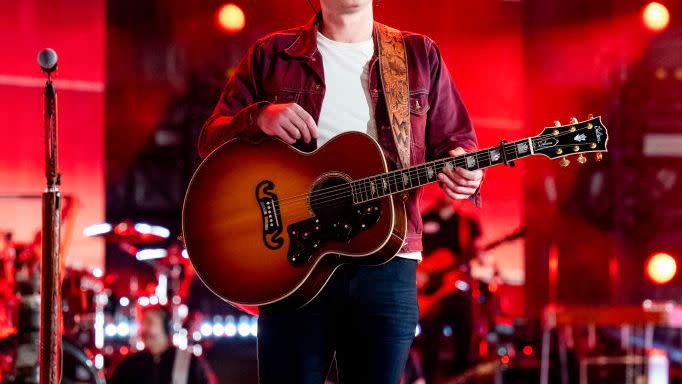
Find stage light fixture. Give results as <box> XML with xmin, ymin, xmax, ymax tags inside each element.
<box><xmin>216</xmin><ymin>3</ymin><xmax>246</xmax><ymax>34</ymax></box>
<box><xmin>643</xmin><ymin>2</ymin><xmax>670</xmax><ymax>32</ymax></box>
<box><xmin>646</xmin><ymin>252</ymin><xmax>677</xmax><ymax>284</ymax></box>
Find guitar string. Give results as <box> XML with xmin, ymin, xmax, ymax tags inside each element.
<box><xmin>278</xmin><ymin>144</ymin><xmax>518</xmax><ymax>207</ymax></box>
<box><xmin>277</xmin><ymin>147</ymin><xmax>512</xmax><ymax>211</ymax></box>
<box><xmin>276</xmin><ymin>140</ymin><xmax>522</xmax><ymax>205</ymax></box>
<box><xmin>276</xmin><ymin>142</ymin><xmax>602</xmax><ymax>220</ymax></box>
<box><xmin>278</xmin><ymin>138</ymin><xmax>531</xmax><ymax>208</ymax></box>
<box><xmin>275</xmin><ymin>125</ymin><xmax>598</xmax><ymax>206</ymax></box>
<box><xmin>274</xmin><ymin>146</ymin><xmax>520</xmax><ymax>222</ymax></box>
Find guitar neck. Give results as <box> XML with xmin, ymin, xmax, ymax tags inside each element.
<box><xmin>351</xmin><ymin>137</ymin><xmax>535</xmax><ymax>204</ymax></box>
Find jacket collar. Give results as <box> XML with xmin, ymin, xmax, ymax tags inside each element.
<box><xmin>283</xmin><ymin>13</ymin><xmax>322</xmax><ymax>59</ymax></box>
<box><xmin>283</xmin><ymin>13</ymin><xmax>381</xmax><ymax>59</ymax></box>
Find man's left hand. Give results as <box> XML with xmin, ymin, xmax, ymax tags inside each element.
<box><xmin>437</xmin><ymin>147</ymin><xmax>483</xmax><ymax>200</ymax></box>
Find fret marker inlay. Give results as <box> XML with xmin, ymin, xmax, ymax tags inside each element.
<box><xmin>490</xmin><ymin>150</ymin><xmax>501</xmax><ymax>161</ymax></box>
<box><xmin>426</xmin><ymin>166</ymin><xmax>434</xmax><ymax>178</ymax></box>
<box><xmin>517</xmin><ymin>142</ymin><xmax>529</xmax><ymax>154</ymax></box>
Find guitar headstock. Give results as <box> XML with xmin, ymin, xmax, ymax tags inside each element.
<box><xmin>532</xmin><ymin>116</ymin><xmax>608</xmax><ymax>166</ymax></box>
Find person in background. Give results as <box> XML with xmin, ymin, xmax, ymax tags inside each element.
<box><xmin>109</xmin><ymin>305</ymin><xmax>215</xmax><ymax>384</ymax></box>
<box><xmin>417</xmin><ymin>186</ymin><xmax>482</xmax><ymax>383</ymax></box>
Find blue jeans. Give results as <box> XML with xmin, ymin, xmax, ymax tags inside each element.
<box><xmin>257</xmin><ymin>257</ymin><xmax>419</xmax><ymax>384</ymax></box>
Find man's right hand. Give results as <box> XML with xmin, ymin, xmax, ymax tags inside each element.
<box><xmin>256</xmin><ymin>103</ymin><xmax>318</xmax><ymax>144</ymax></box>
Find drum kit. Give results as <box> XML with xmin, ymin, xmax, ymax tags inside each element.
<box><xmin>0</xmin><ymin>220</ymin><xmax>196</xmax><ymax>383</ymax></box>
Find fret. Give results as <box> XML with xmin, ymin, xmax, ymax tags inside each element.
<box><xmin>413</xmin><ymin>166</ymin><xmax>422</xmax><ymax>185</ymax></box>
<box><xmin>390</xmin><ymin>171</ymin><xmax>399</xmax><ymax>194</ymax></box>
<box><xmin>483</xmin><ymin>150</ymin><xmax>494</xmax><ymax>167</ymax></box>
<box><xmin>350</xmin><ymin>183</ymin><xmax>357</xmax><ymax>204</ymax></box>
<box><xmin>416</xmin><ymin>165</ymin><xmax>427</xmax><ymax>185</ymax></box>
<box><xmin>477</xmin><ymin>152</ymin><xmax>484</xmax><ymax>168</ymax></box>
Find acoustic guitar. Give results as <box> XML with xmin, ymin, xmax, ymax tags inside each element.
<box><xmin>182</xmin><ymin>117</ymin><xmax>608</xmax><ymax>310</ymax></box>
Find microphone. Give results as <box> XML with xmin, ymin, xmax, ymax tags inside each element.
<box><xmin>37</xmin><ymin>48</ymin><xmax>58</xmax><ymax>74</ymax></box>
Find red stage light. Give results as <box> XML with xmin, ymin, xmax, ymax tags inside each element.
<box><xmin>501</xmin><ymin>355</ymin><xmax>510</xmax><ymax>365</ymax></box>
<box><xmin>642</xmin><ymin>2</ymin><xmax>670</xmax><ymax>32</ymax></box>
<box><xmin>523</xmin><ymin>345</ymin><xmax>533</xmax><ymax>356</ymax></box>
<box><xmin>216</xmin><ymin>3</ymin><xmax>245</xmax><ymax>34</ymax></box>
<box><xmin>646</xmin><ymin>252</ymin><xmax>676</xmax><ymax>284</ymax></box>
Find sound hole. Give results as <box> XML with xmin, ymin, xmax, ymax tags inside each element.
<box><xmin>309</xmin><ymin>175</ymin><xmax>354</xmax><ymax>218</ymax></box>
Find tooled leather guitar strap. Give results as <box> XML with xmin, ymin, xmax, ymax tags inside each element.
<box><xmin>376</xmin><ymin>23</ymin><xmax>411</xmax><ymax>169</ymax></box>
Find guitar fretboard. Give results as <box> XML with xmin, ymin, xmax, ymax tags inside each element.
<box><xmin>350</xmin><ymin>138</ymin><xmax>535</xmax><ymax>203</ymax></box>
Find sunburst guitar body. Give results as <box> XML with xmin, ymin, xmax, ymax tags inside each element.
<box><xmin>183</xmin><ymin>132</ymin><xmax>406</xmax><ymax>311</ymax></box>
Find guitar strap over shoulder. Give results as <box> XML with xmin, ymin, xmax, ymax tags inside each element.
<box><xmin>376</xmin><ymin>22</ymin><xmax>411</xmax><ymax>169</ymax></box>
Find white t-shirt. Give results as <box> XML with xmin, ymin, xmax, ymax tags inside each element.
<box><xmin>316</xmin><ymin>31</ymin><xmax>421</xmax><ymax>261</ymax></box>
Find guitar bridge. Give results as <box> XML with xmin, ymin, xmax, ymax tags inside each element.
<box><xmin>256</xmin><ymin>180</ymin><xmax>283</xmax><ymax>250</ymax></box>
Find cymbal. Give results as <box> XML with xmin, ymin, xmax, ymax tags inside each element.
<box><xmin>83</xmin><ymin>220</ymin><xmax>170</xmax><ymax>245</ymax></box>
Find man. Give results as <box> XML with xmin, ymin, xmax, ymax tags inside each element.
<box><xmin>199</xmin><ymin>1</ymin><xmax>482</xmax><ymax>382</ymax></box>
<box><xmin>109</xmin><ymin>306</ymin><xmax>214</xmax><ymax>384</ymax></box>
<box><xmin>417</xmin><ymin>187</ymin><xmax>482</xmax><ymax>382</ymax></box>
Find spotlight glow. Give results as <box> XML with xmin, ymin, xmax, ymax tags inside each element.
<box><xmin>105</xmin><ymin>323</ymin><xmax>117</xmax><ymax>337</ymax></box>
<box><xmin>83</xmin><ymin>223</ymin><xmax>112</xmax><ymax>237</ymax></box>
<box><xmin>643</xmin><ymin>2</ymin><xmax>670</xmax><ymax>32</ymax></box>
<box><xmin>138</xmin><ymin>296</ymin><xmax>150</xmax><ymax>307</ymax></box>
<box><xmin>646</xmin><ymin>252</ymin><xmax>677</xmax><ymax>284</ymax></box>
<box><xmin>213</xmin><ymin>323</ymin><xmax>225</xmax><ymax>337</ymax></box>
<box><xmin>216</xmin><ymin>3</ymin><xmax>246</xmax><ymax>34</ymax></box>
<box><xmin>94</xmin><ymin>354</ymin><xmax>104</xmax><ymax>369</ymax></box>
<box><xmin>200</xmin><ymin>322</ymin><xmax>213</xmax><ymax>337</ymax></box>
<box><xmin>136</xmin><ymin>248</ymin><xmax>167</xmax><ymax>261</ymax></box>
<box><xmin>117</xmin><ymin>322</ymin><xmax>130</xmax><ymax>337</ymax></box>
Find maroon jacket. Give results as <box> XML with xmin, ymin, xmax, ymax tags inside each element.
<box><xmin>199</xmin><ymin>15</ymin><xmax>479</xmax><ymax>252</ymax></box>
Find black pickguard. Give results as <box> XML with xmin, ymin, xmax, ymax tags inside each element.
<box><xmin>286</xmin><ymin>175</ymin><xmax>382</xmax><ymax>266</ymax></box>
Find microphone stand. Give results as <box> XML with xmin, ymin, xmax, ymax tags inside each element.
<box><xmin>39</xmin><ymin>64</ymin><xmax>61</xmax><ymax>384</ymax></box>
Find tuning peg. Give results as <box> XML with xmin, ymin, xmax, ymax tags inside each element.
<box><xmin>594</xmin><ymin>153</ymin><xmax>603</xmax><ymax>162</ymax></box>
<box><xmin>553</xmin><ymin>120</ymin><xmax>561</xmax><ymax>127</ymax></box>
<box><xmin>569</xmin><ymin>117</ymin><xmax>579</xmax><ymax>124</ymax></box>
<box><xmin>587</xmin><ymin>113</ymin><xmax>594</xmax><ymax>119</ymax></box>
<box><xmin>577</xmin><ymin>154</ymin><xmax>587</xmax><ymax>164</ymax></box>
<box><xmin>559</xmin><ymin>157</ymin><xmax>570</xmax><ymax>167</ymax></box>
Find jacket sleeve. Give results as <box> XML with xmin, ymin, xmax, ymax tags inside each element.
<box><xmin>425</xmin><ymin>38</ymin><xmax>482</xmax><ymax>206</ymax></box>
<box><xmin>197</xmin><ymin>42</ymin><xmax>269</xmax><ymax>159</ymax></box>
